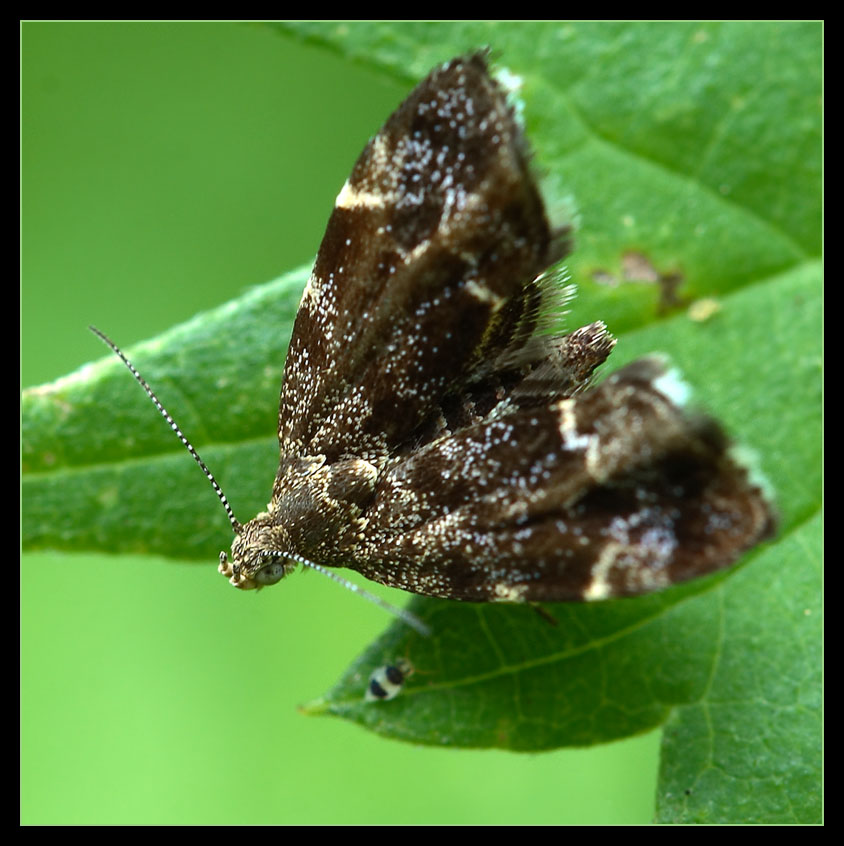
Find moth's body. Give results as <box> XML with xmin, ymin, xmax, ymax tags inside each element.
<box><xmin>218</xmin><ymin>53</ymin><xmax>774</xmax><ymax>603</ymax></box>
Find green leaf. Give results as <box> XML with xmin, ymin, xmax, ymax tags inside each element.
<box><xmin>22</xmin><ymin>21</ymin><xmax>820</xmax><ymax>824</ymax></box>
<box><xmin>656</xmin><ymin>511</ymin><xmax>822</xmax><ymax>824</ymax></box>
<box><xmin>23</xmin><ymin>268</ymin><xmax>307</xmax><ymax>559</ymax></box>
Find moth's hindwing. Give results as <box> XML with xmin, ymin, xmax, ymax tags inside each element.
<box><xmin>356</xmin><ymin>358</ymin><xmax>775</xmax><ymax>601</ymax></box>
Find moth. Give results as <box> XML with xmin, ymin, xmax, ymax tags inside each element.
<box><xmin>93</xmin><ymin>53</ymin><xmax>774</xmax><ymax>629</ymax></box>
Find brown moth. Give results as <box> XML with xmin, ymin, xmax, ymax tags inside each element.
<box><xmin>93</xmin><ymin>53</ymin><xmax>775</xmax><ymax>632</ymax></box>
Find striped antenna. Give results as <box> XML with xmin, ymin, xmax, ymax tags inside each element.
<box><xmin>284</xmin><ymin>553</ymin><xmax>431</xmax><ymax>637</ymax></box>
<box><xmin>88</xmin><ymin>326</ymin><xmax>242</xmax><ymax>535</ymax></box>
<box><xmin>89</xmin><ymin>326</ymin><xmax>430</xmax><ymax>637</ymax></box>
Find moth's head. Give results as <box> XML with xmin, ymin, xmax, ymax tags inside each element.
<box><xmin>218</xmin><ymin>513</ymin><xmax>294</xmax><ymax>590</ymax></box>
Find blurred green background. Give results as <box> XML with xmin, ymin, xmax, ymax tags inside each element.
<box><xmin>21</xmin><ymin>22</ymin><xmax>660</xmax><ymax>825</ymax></box>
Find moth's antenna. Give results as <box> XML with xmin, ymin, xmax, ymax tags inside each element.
<box><xmin>88</xmin><ymin>326</ymin><xmax>242</xmax><ymax>534</ymax></box>
<box><xmin>90</xmin><ymin>326</ymin><xmax>430</xmax><ymax>637</ymax></box>
<box><xmin>284</xmin><ymin>553</ymin><xmax>431</xmax><ymax>637</ymax></box>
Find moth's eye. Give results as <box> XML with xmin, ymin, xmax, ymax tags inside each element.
<box><xmin>254</xmin><ymin>560</ymin><xmax>287</xmax><ymax>586</ymax></box>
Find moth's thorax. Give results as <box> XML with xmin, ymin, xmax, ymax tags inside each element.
<box><xmin>219</xmin><ymin>455</ymin><xmax>380</xmax><ymax>589</ymax></box>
